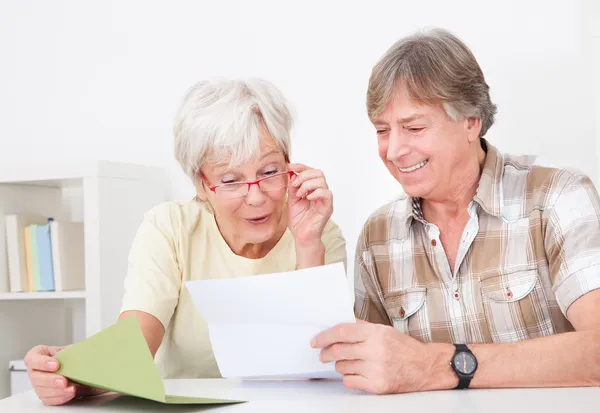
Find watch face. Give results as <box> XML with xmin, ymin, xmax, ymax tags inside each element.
<box><xmin>454</xmin><ymin>352</ymin><xmax>477</xmax><ymax>374</ymax></box>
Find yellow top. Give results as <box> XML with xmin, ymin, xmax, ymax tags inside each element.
<box><xmin>119</xmin><ymin>200</ymin><xmax>347</xmax><ymax>378</ymax></box>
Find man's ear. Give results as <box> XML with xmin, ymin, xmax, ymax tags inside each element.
<box><xmin>465</xmin><ymin>117</ymin><xmax>482</xmax><ymax>143</ymax></box>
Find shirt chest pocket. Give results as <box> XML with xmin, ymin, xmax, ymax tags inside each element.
<box><xmin>479</xmin><ymin>268</ymin><xmax>555</xmax><ymax>343</ymax></box>
<box><xmin>383</xmin><ymin>287</ymin><xmax>431</xmax><ymax>342</ymax></box>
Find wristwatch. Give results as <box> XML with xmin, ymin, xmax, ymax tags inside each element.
<box><xmin>450</xmin><ymin>344</ymin><xmax>477</xmax><ymax>389</ymax></box>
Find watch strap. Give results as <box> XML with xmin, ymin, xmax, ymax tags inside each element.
<box><xmin>453</xmin><ymin>344</ymin><xmax>475</xmax><ymax>389</ymax></box>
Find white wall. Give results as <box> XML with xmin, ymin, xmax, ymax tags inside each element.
<box><xmin>0</xmin><ymin>0</ymin><xmax>596</xmax><ymax>281</ymax></box>
<box><xmin>591</xmin><ymin>0</ymin><xmax>600</xmax><ymax>179</ymax></box>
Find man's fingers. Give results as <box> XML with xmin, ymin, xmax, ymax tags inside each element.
<box><xmin>320</xmin><ymin>342</ymin><xmax>368</xmax><ymax>363</ymax></box>
<box><xmin>311</xmin><ymin>323</ymin><xmax>369</xmax><ymax>349</ymax></box>
<box><xmin>335</xmin><ymin>360</ymin><xmax>368</xmax><ymax>376</ymax></box>
<box><xmin>341</xmin><ymin>374</ymin><xmax>371</xmax><ymax>392</ymax></box>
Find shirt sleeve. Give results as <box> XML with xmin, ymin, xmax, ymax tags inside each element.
<box><xmin>544</xmin><ymin>172</ymin><xmax>600</xmax><ymax>318</ymax></box>
<box><xmin>321</xmin><ymin>219</ymin><xmax>347</xmax><ymax>271</ymax></box>
<box><xmin>353</xmin><ymin>228</ymin><xmax>392</xmax><ymax>325</ymax></box>
<box><xmin>119</xmin><ymin>203</ymin><xmax>182</xmax><ymax>330</ymax></box>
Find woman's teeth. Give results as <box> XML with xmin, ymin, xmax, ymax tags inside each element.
<box><xmin>398</xmin><ymin>159</ymin><xmax>428</xmax><ymax>173</ymax></box>
<box><xmin>248</xmin><ymin>215</ymin><xmax>269</xmax><ymax>224</ymax></box>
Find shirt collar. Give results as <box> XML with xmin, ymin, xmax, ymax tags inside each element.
<box><xmin>472</xmin><ymin>139</ymin><xmax>504</xmax><ymax>217</ymax></box>
<box><xmin>403</xmin><ymin>138</ymin><xmax>504</xmax><ymax>228</ymax></box>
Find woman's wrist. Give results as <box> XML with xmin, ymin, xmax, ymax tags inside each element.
<box><xmin>295</xmin><ymin>240</ymin><xmax>325</xmax><ymax>269</ymax></box>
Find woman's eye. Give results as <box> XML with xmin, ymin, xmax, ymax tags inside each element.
<box><xmin>263</xmin><ymin>170</ymin><xmax>278</xmax><ymax>176</ymax></box>
<box><xmin>221</xmin><ymin>178</ymin><xmax>237</xmax><ymax>184</ymax></box>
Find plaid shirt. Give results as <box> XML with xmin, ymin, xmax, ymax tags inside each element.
<box><xmin>354</xmin><ymin>140</ymin><xmax>600</xmax><ymax>343</ymax></box>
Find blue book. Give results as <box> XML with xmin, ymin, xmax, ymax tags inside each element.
<box><xmin>35</xmin><ymin>223</ymin><xmax>55</xmax><ymax>291</ymax></box>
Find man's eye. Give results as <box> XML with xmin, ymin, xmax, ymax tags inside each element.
<box><xmin>408</xmin><ymin>127</ymin><xmax>424</xmax><ymax>132</ymax></box>
<box><xmin>376</xmin><ymin>129</ymin><xmax>388</xmax><ymax>135</ymax></box>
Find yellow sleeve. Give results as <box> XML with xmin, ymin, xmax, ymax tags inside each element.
<box><xmin>119</xmin><ymin>203</ymin><xmax>182</xmax><ymax>330</ymax></box>
<box><xmin>321</xmin><ymin>219</ymin><xmax>347</xmax><ymax>272</ymax></box>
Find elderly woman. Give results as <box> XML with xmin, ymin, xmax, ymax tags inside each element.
<box><xmin>312</xmin><ymin>28</ymin><xmax>600</xmax><ymax>394</ymax></box>
<box><xmin>24</xmin><ymin>78</ymin><xmax>346</xmax><ymax>405</ymax></box>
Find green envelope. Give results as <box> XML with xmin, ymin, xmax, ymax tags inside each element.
<box><xmin>53</xmin><ymin>317</ymin><xmax>245</xmax><ymax>405</ymax></box>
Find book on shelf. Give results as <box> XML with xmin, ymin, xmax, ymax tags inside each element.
<box><xmin>5</xmin><ymin>215</ymin><xmax>47</xmax><ymax>292</ymax></box>
<box><xmin>4</xmin><ymin>215</ymin><xmax>85</xmax><ymax>293</ymax></box>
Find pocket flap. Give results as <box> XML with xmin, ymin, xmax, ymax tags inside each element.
<box><xmin>383</xmin><ymin>288</ymin><xmax>426</xmax><ymax>320</ymax></box>
<box><xmin>480</xmin><ymin>269</ymin><xmax>537</xmax><ymax>303</ymax></box>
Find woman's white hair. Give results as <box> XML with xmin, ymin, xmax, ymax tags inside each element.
<box><xmin>173</xmin><ymin>78</ymin><xmax>293</xmax><ymax>186</ymax></box>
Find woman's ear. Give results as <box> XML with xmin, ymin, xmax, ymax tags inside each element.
<box><xmin>195</xmin><ymin>184</ymin><xmax>216</xmax><ymax>214</ymax></box>
<box><xmin>195</xmin><ymin>184</ymin><xmax>209</xmax><ymax>202</ymax></box>
<box><xmin>195</xmin><ymin>171</ymin><xmax>211</xmax><ymax>202</ymax></box>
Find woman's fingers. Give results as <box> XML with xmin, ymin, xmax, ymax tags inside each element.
<box><xmin>29</xmin><ymin>370</ymin><xmax>69</xmax><ymax>389</ymax></box>
<box><xmin>306</xmin><ymin>188</ymin><xmax>333</xmax><ymax>207</ymax></box>
<box><xmin>25</xmin><ymin>344</ymin><xmax>78</xmax><ymax>406</ymax></box>
<box><xmin>290</xmin><ymin>169</ymin><xmax>326</xmax><ymax>189</ymax></box>
<box><xmin>296</xmin><ymin>177</ymin><xmax>328</xmax><ymax>198</ymax></box>
<box><xmin>287</xmin><ymin>163</ymin><xmax>312</xmax><ymax>174</ymax></box>
<box><xmin>24</xmin><ymin>345</ymin><xmax>62</xmax><ymax>372</ymax></box>
<box><xmin>38</xmin><ymin>389</ymin><xmax>77</xmax><ymax>406</ymax></box>
<box><xmin>35</xmin><ymin>383</ymin><xmax>76</xmax><ymax>399</ymax></box>
<box><xmin>33</xmin><ymin>377</ymin><xmax>77</xmax><ymax>406</ymax></box>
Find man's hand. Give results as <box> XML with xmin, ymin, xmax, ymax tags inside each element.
<box><xmin>311</xmin><ymin>320</ymin><xmax>456</xmax><ymax>394</ymax></box>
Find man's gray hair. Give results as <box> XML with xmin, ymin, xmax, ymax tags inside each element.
<box><xmin>174</xmin><ymin>78</ymin><xmax>293</xmax><ymax>186</ymax></box>
<box><xmin>367</xmin><ymin>28</ymin><xmax>497</xmax><ymax>137</ymax></box>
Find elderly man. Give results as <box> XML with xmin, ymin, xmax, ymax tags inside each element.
<box><xmin>312</xmin><ymin>28</ymin><xmax>600</xmax><ymax>394</ymax></box>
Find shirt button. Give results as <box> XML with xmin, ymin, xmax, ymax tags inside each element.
<box><xmin>454</xmin><ymin>291</ymin><xmax>460</xmax><ymax>300</ymax></box>
<box><xmin>431</xmin><ymin>239</ymin><xmax>437</xmax><ymax>247</ymax></box>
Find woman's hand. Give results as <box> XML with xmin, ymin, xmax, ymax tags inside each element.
<box><xmin>24</xmin><ymin>344</ymin><xmax>104</xmax><ymax>405</ymax></box>
<box><xmin>286</xmin><ymin>163</ymin><xmax>333</xmax><ymax>268</ymax></box>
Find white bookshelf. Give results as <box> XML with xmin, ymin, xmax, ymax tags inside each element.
<box><xmin>0</xmin><ymin>291</ymin><xmax>86</xmax><ymax>300</ymax></box>
<box><xmin>0</xmin><ymin>160</ymin><xmax>170</xmax><ymax>399</ymax></box>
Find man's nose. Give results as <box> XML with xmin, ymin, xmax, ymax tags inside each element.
<box><xmin>387</xmin><ymin>129</ymin><xmax>410</xmax><ymax>160</ymax></box>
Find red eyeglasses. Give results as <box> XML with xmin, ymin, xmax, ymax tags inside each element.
<box><xmin>201</xmin><ymin>170</ymin><xmax>295</xmax><ymax>199</ymax></box>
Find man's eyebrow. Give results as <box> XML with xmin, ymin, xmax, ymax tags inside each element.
<box><xmin>396</xmin><ymin>113</ymin><xmax>426</xmax><ymax>124</ymax></box>
<box><xmin>372</xmin><ymin>113</ymin><xmax>426</xmax><ymax>126</ymax></box>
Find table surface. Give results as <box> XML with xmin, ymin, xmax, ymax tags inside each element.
<box><xmin>0</xmin><ymin>379</ymin><xmax>598</xmax><ymax>412</ymax></box>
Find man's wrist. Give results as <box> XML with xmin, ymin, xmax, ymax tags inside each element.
<box><xmin>422</xmin><ymin>342</ymin><xmax>459</xmax><ymax>391</ymax></box>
